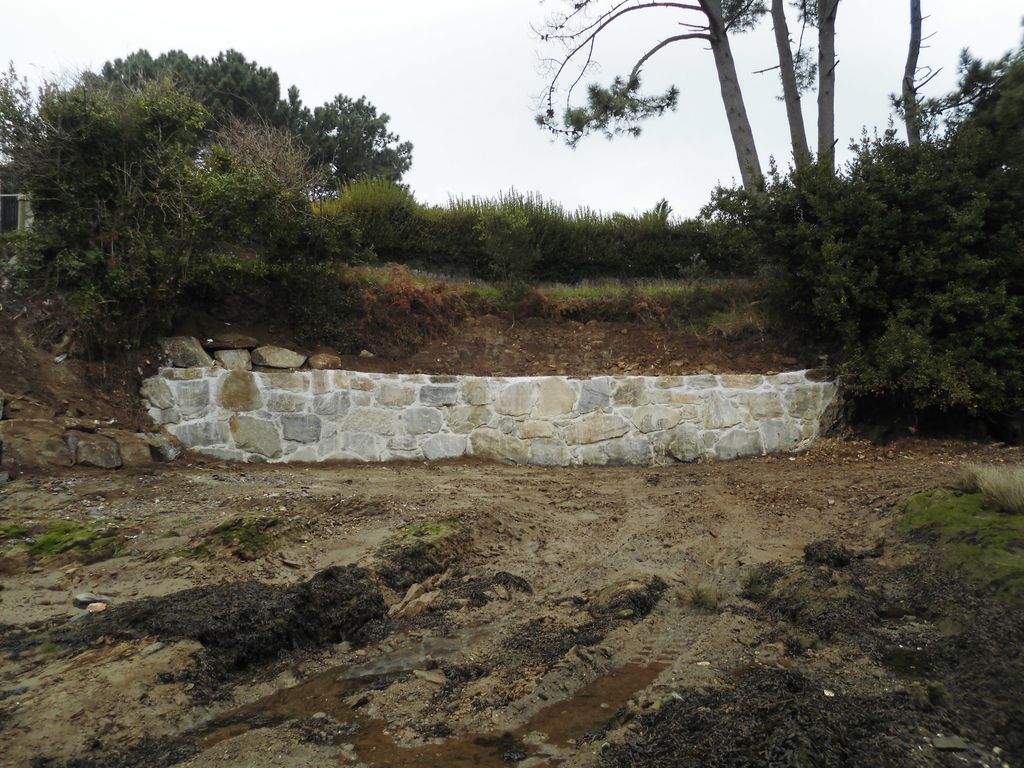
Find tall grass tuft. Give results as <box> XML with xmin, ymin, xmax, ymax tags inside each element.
<box><xmin>957</xmin><ymin>464</ymin><xmax>1024</xmax><ymax>515</ymax></box>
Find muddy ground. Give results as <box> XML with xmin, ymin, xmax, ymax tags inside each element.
<box><xmin>1</xmin><ymin>438</ymin><xmax>1021</xmax><ymax>768</ymax></box>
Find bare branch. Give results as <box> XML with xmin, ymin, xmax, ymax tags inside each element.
<box><xmin>630</xmin><ymin>33</ymin><xmax>712</xmax><ymax>79</ymax></box>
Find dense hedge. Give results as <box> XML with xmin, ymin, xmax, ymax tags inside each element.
<box><xmin>324</xmin><ymin>180</ymin><xmax>758</xmax><ymax>283</ymax></box>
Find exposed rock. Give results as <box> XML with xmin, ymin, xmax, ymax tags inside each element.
<box><xmin>760</xmin><ymin>419</ymin><xmax>802</xmax><ymax>453</ymax></box>
<box><xmin>4</xmin><ymin>397</ymin><xmax>55</xmax><ymax>419</ymax></box>
<box><xmin>0</xmin><ymin>420</ymin><xmax>73</xmax><ymax>467</ymax></box>
<box><xmin>613</xmin><ymin>379</ymin><xmax>648</xmax><ymax>407</ymax></box>
<box><xmin>720</xmin><ymin>374</ymin><xmax>764</xmax><ymax>389</ymax></box>
<box><xmin>73</xmin><ymin>592</ymin><xmax>113</xmax><ymax>609</ymax></box>
<box><xmin>205</xmin><ymin>332</ymin><xmax>259</xmax><ymax>350</ymax></box>
<box><xmin>214</xmin><ymin>349</ymin><xmax>252</xmax><ymax>371</ymax></box>
<box><xmin>412</xmin><ymin>668</ymin><xmax>447</xmax><ymax>685</ymax></box>
<box><xmin>230</xmin><ymin>415</ymin><xmax>282</xmax><ymax>457</ymax></box>
<box><xmin>159</xmin><ymin>336</ymin><xmax>214</xmax><ymax>368</ymax></box>
<box><xmin>307</xmin><ymin>352</ymin><xmax>343</xmax><ymax>370</ymax></box>
<box><xmin>251</xmin><ymin>345</ymin><xmax>307</xmax><ymax>369</ymax></box>
<box><xmin>140</xmin><ymin>377</ymin><xmax>174</xmax><ymax>410</ymax></box>
<box><xmin>144</xmin><ymin>432</ymin><xmax>183</xmax><ymax>462</ymax></box>
<box><xmin>66</xmin><ymin>431</ymin><xmax>122</xmax><ymax>468</ymax></box>
<box><xmin>102</xmin><ymin>430</ymin><xmax>153</xmax><ymax>466</ymax></box>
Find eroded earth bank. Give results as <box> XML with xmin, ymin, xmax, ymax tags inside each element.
<box><xmin>2</xmin><ymin>439</ymin><xmax>1022</xmax><ymax>768</ymax></box>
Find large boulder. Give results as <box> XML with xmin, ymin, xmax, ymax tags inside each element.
<box><xmin>66</xmin><ymin>431</ymin><xmax>122</xmax><ymax>469</ymax></box>
<box><xmin>0</xmin><ymin>420</ymin><xmax>73</xmax><ymax>468</ymax></box>
<box><xmin>159</xmin><ymin>337</ymin><xmax>214</xmax><ymax>368</ymax></box>
<box><xmin>214</xmin><ymin>349</ymin><xmax>252</xmax><ymax>371</ymax></box>
<box><xmin>251</xmin><ymin>345</ymin><xmax>307</xmax><ymax>369</ymax></box>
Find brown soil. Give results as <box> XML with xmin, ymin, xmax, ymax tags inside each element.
<box><xmin>2</xmin><ymin>439</ymin><xmax>1021</xmax><ymax>768</ymax></box>
<box><xmin>187</xmin><ymin>314</ymin><xmax>803</xmax><ymax>378</ymax></box>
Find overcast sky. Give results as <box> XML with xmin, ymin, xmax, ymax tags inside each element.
<box><xmin>6</xmin><ymin>1</ymin><xmax>1022</xmax><ymax>216</ymax></box>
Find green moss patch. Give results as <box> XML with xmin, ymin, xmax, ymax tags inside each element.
<box><xmin>211</xmin><ymin>515</ymin><xmax>280</xmax><ymax>560</ymax></box>
<box><xmin>25</xmin><ymin>521</ymin><xmax>121</xmax><ymax>563</ymax></box>
<box><xmin>0</xmin><ymin>524</ymin><xmax>29</xmax><ymax>540</ymax></box>
<box><xmin>899</xmin><ymin>490</ymin><xmax>1024</xmax><ymax>602</ymax></box>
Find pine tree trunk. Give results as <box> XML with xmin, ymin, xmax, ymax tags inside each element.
<box><xmin>902</xmin><ymin>0</ymin><xmax>923</xmax><ymax>146</ymax></box>
<box><xmin>817</xmin><ymin>0</ymin><xmax>840</xmax><ymax>172</ymax></box>
<box><xmin>702</xmin><ymin>0</ymin><xmax>762</xmax><ymax>191</ymax></box>
<box><xmin>771</xmin><ymin>0</ymin><xmax>811</xmax><ymax>169</ymax></box>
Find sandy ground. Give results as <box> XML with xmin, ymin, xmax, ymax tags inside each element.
<box><xmin>2</xmin><ymin>437</ymin><xmax>1021</xmax><ymax>768</ymax></box>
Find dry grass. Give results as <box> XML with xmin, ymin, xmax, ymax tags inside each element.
<box><xmin>957</xmin><ymin>464</ymin><xmax>1024</xmax><ymax>515</ymax></box>
<box><xmin>686</xmin><ymin>582</ymin><xmax>723</xmax><ymax>613</ymax></box>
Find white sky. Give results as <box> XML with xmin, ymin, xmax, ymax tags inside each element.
<box><xmin>5</xmin><ymin>1</ymin><xmax>1022</xmax><ymax>216</ymax></box>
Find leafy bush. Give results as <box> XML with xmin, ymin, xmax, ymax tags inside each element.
<box><xmin>0</xmin><ymin>72</ymin><xmax>360</xmax><ymax>352</ymax></box>
<box><xmin>708</xmin><ymin>45</ymin><xmax>1024</xmax><ymax>423</ymax></box>
<box><xmin>474</xmin><ymin>207</ymin><xmax>539</xmax><ymax>300</ymax></box>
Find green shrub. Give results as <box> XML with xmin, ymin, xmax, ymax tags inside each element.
<box><xmin>324</xmin><ymin>185</ymin><xmax>759</xmax><ymax>283</ymax></box>
<box><xmin>707</xmin><ymin>48</ymin><xmax>1024</xmax><ymax>421</ymax></box>
<box><xmin>0</xmin><ymin>72</ymin><xmax>361</xmax><ymax>352</ymax></box>
<box><xmin>474</xmin><ymin>207</ymin><xmax>540</xmax><ymax>301</ymax></box>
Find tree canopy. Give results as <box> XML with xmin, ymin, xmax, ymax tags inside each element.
<box><xmin>100</xmin><ymin>48</ymin><xmax>412</xmax><ymax>188</ymax></box>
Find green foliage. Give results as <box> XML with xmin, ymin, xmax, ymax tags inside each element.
<box><xmin>326</xmin><ymin>181</ymin><xmax>758</xmax><ymax>283</ymax></box>
<box><xmin>102</xmin><ymin>49</ymin><xmax>285</xmax><ymax>127</ymax></box>
<box><xmin>301</xmin><ymin>95</ymin><xmax>412</xmax><ymax>185</ymax></box>
<box><xmin>899</xmin><ymin>489</ymin><xmax>1024</xmax><ymax>602</ymax></box>
<box><xmin>538</xmin><ymin>74</ymin><xmax>680</xmax><ymax>146</ymax></box>
<box><xmin>0</xmin><ymin>73</ymin><xmax>361</xmax><ymax>352</ymax></box>
<box><xmin>99</xmin><ymin>48</ymin><xmax>413</xmax><ymax>188</ymax></box>
<box><xmin>474</xmin><ymin>207</ymin><xmax>540</xmax><ymax>301</ymax></box>
<box><xmin>707</xmin><ymin>43</ymin><xmax>1024</xmax><ymax>419</ymax></box>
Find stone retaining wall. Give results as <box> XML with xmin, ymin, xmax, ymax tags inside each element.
<box><xmin>142</xmin><ymin>368</ymin><xmax>838</xmax><ymax>466</ymax></box>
